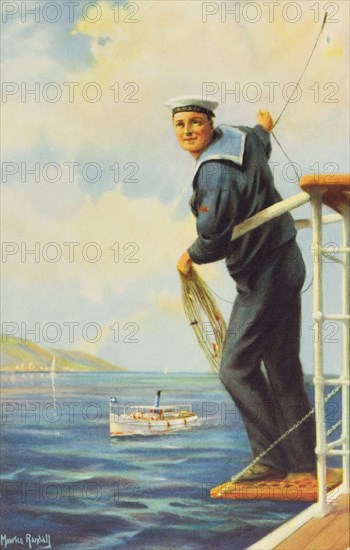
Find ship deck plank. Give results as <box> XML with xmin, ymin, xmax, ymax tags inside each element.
<box><xmin>273</xmin><ymin>493</ymin><xmax>349</xmax><ymax>550</ymax></box>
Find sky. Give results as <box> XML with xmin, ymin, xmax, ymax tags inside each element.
<box><xmin>1</xmin><ymin>0</ymin><xmax>349</xmax><ymax>373</ymax></box>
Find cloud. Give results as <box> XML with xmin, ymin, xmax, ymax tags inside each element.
<box><xmin>3</xmin><ymin>0</ymin><xmax>349</xmax><ymax>159</ymax></box>
<box><xmin>157</xmin><ymin>289</ymin><xmax>183</xmax><ymax>315</ymax></box>
<box><xmin>1</xmin><ymin>182</ymin><xmax>197</xmax><ymax>294</ymax></box>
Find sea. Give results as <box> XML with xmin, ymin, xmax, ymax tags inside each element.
<box><xmin>0</xmin><ymin>371</ymin><xmax>342</xmax><ymax>550</ymax></box>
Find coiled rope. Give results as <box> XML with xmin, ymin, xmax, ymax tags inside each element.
<box><xmin>179</xmin><ymin>267</ymin><xmax>226</xmax><ymax>373</ymax></box>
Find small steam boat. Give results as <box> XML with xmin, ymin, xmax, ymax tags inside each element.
<box><xmin>110</xmin><ymin>390</ymin><xmax>198</xmax><ymax>436</ymax></box>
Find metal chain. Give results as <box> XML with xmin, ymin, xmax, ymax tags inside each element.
<box><xmin>327</xmin><ymin>418</ymin><xmax>342</xmax><ymax>438</ymax></box>
<box><xmin>230</xmin><ymin>385</ymin><xmax>341</xmax><ymax>484</ymax></box>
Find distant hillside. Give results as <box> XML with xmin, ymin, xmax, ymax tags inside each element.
<box><xmin>0</xmin><ymin>335</ymin><xmax>126</xmax><ymax>372</ymax></box>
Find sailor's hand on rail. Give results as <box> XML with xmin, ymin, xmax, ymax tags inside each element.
<box><xmin>177</xmin><ymin>251</ymin><xmax>192</xmax><ymax>276</ymax></box>
<box><xmin>257</xmin><ymin>110</ymin><xmax>274</xmax><ymax>133</ymax></box>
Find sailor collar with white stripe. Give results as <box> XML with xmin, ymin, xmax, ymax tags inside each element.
<box><xmin>193</xmin><ymin>125</ymin><xmax>246</xmax><ymax>177</ymax></box>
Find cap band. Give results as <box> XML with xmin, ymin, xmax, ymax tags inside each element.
<box><xmin>172</xmin><ymin>105</ymin><xmax>215</xmax><ymax>117</ymax></box>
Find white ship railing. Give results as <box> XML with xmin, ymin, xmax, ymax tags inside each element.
<box><xmin>300</xmin><ymin>174</ymin><xmax>349</xmax><ymax>515</ymax></box>
<box><xmin>230</xmin><ymin>174</ymin><xmax>349</xmax><ymax>515</ymax></box>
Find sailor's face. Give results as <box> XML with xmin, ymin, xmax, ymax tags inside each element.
<box><xmin>173</xmin><ymin>112</ymin><xmax>214</xmax><ymax>158</ymax></box>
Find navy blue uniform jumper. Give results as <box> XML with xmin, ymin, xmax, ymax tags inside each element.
<box><xmin>187</xmin><ymin>124</ymin><xmax>316</xmax><ymax>472</ymax></box>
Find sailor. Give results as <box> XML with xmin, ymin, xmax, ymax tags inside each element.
<box><xmin>166</xmin><ymin>95</ymin><xmax>316</xmax><ymax>480</ymax></box>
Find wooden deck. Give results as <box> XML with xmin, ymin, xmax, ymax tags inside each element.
<box><xmin>249</xmin><ymin>490</ymin><xmax>349</xmax><ymax>550</ymax></box>
<box><xmin>274</xmin><ymin>493</ymin><xmax>349</xmax><ymax>549</ymax></box>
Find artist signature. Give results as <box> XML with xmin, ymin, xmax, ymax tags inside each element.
<box><xmin>0</xmin><ymin>534</ymin><xmax>52</xmax><ymax>549</ymax></box>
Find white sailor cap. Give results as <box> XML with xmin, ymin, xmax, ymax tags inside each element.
<box><xmin>164</xmin><ymin>95</ymin><xmax>219</xmax><ymax>117</ymax></box>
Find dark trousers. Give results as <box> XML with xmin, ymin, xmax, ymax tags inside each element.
<box><xmin>219</xmin><ymin>240</ymin><xmax>316</xmax><ymax>472</ymax></box>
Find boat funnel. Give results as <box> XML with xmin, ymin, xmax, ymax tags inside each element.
<box><xmin>154</xmin><ymin>390</ymin><xmax>162</xmax><ymax>409</ymax></box>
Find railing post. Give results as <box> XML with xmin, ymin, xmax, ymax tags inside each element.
<box><xmin>311</xmin><ymin>190</ymin><xmax>329</xmax><ymax>515</ymax></box>
<box><xmin>300</xmin><ymin>173</ymin><xmax>350</xmax><ymax>515</ymax></box>
<box><xmin>341</xmin><ymin>206</ymin><xmax>350</xmax><ymax>492</ymax></box>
